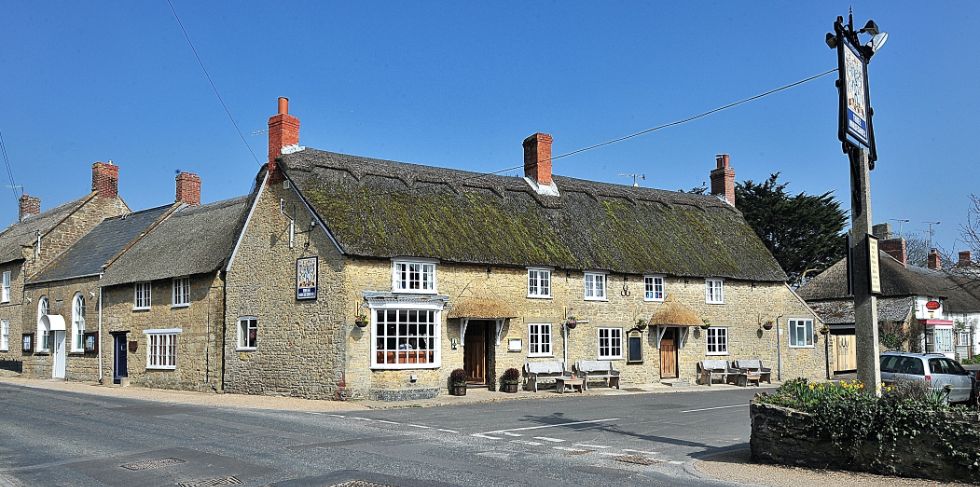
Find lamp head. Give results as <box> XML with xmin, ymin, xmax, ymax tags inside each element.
<box><xmin>860</xmin><ymin>20</ymin><xmax>880</xmax><ymax>36</ymax></box>
<box><xmin>868</xmin><ymin>32</ymin><xmax>889</xmax><ymax>53</ymax></box>
<box><xmin>825</xmin><ymin>32</ymin><xmax>838</xmax><ymax>49</ymax></box>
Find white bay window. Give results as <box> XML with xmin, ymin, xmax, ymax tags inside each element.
<box><xmin>372</xmin><ymin>306</ymin><xmax>441</xmax><ymax>369</ymax></box>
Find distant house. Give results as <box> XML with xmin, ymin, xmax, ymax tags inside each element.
<box><xmin>221</xmin><ymin>98</ymin><xmax>826</xmax><ymax>400</ymax></box>
<box><xmin>0</xmin><ymin>162</ymin><xmax>128</xmax><ymax>376</ymax></box>
<box><xmin>799</xmin><ymin>223</ymin><xmax>980</xmax><ymax>373</ymax></box>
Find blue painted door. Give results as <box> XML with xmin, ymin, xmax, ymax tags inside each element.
<box><xmin>113</xmin><ymin>334</ymin><xmax>128</xmax><ymax>384</ymax></box>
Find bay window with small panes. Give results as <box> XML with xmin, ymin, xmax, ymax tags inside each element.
<box><xmin>371</xmin><ymin>306</ymin><xmax>441</xmax><ymax>369</ymax></box>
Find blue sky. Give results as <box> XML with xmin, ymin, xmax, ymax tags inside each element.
<box><xmin>2</xmin><ymin>2</ymin><xmax>977</xmax><ymax>252</ymax></box>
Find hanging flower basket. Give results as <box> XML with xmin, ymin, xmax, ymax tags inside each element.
<box><xmin>354</xmin><ymin>314</ymin><xmax>369</xmax><ymax>328</ymax></box>
<box><xmin>565</xmin><ymin>317</ymin><xmax>577</xmax><ymax>330</ymax></box>
<box><xmin>636</xmin><ymin>319</ymin><xmax>648</xmax><ymax>331</ymax></box>
<box><xmin>762</xmin><ymin>321</ymin><xmax>774</xmax><ymax>331</ymax></box>
<box><xmin>820</xmin><ymin>325</ymin><xmax>831</xmax><ymax>335</ymax></box>
<box><xmin>700</xmin><ymin>318</ymin><xmax>712</xmax><ymax>330</ymax></box>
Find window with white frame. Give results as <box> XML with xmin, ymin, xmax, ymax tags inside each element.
<box><xmin>706</xmin><ymin>327</ymin><xmax>728</xmax><ymax>355</ymax></box>
<box><xmin>145</xmin><ymin>329</ymin><xmax>180</xmax><ymax>370</ymax></box>
<box><xmin>36</xmin><ymin>296</ymin><xmax>49</xmax><ymax>352</ymax></box>
<box><xmin>237</xmin><ymin>316</ymin><xmax>258</xmax><ymax>350</ymax></box>
<box><xmin>134</xmin><ymin>282</ymin><xmax>151</xmax><ymax>310</ymax></box>
<box><xmin>1</xmin><ymin>271</ymin><xmax>10</xmax><ymax>303</ymax></box>
<box><xmin>527</xmin><ymin>268</ymin><xmax>551</xmax><ymax>298</ymax></box>
<box><xmin>597</xmin><ymin>327</ymin><xmax>623</xmax><ymax>359</ymax></box>
<box><xmin>788</xmin><ymin>319</ymin><xmax>814</xmax><ymax>348</ymax></box>
<box><xmin>0</xmin><ymin>320</ymin><xmax>8</xmax><ymax>351</ymax></box>
<box><xmin>71</xmin><ymin>293</ymin><xmax>85</xmax><ymax>352</ymax></box>
<box><xmin>372</xmin><ymin>308</ymin><xmax>440</xmax><ymax>368</ymax></box>
<box><xmin>958</xmin><ymin>331</ymin><xmax>971</xmax><ymax>346</ymax></box>
<box><xmin>705</xmin><ymin>278</ymin><xmax>725</xmax><ymax>304</ymax></box>
<box><xmin>584</xmin><ymin>273</ymin><xmax>607</xmax><ymax>300</ymax></box>
<box><xmin>392</xmin><ymin>261</ymin><xmax>436</xmax><ymax>293</ymax></box>
<box><xmin>528</xmin><ymin>323</ymin><xmax>553</xmax><ymax>357</ymax></box>
<box><xmin>172</xmin><ymin>277</ymin><xmax>190</xmax><ymax>307</ymax></box>
<box><xmin>644</xmin><ymin>275</ymin><xmax>665</xmax><ymax>301</ymax></box>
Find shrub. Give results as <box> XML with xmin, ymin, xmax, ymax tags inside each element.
<box><xmin>501</xmin><ymin>368</ymin><xmax>521</xmax><ymax>384</ymax></box>
<box><xmin>449</xmin><ymin>369</ymin><xmax>466</xmax><ymax>386</ymax></box>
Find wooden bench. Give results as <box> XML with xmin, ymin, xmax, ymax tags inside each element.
<box><xmin>525</xmin><ymin>361</ymin><xmax>568</xmax><ymax>392</ymax></box>
<box><xmin>574</xmin><ymin>360</ymin><xmax>620</xmax><ymax>390</ymax></box>
<box><xmin>735</xmin><ymin>359</ymin><xmax>772</xmax><ymax>384</ymax></box>
<box><xmin>698</xmin><ymin>359</ymin><xmax>742</xmax><ymax>386</ymax></box>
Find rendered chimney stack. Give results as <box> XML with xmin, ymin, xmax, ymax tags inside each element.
<box><xmin>18</xmin><ymin>194</ymin><xmax>40</xmax><ymax>221</ymax></box>
<box><xmin>523</xmin><ymin>133</ymin><xmax>554</xmax><ymax>186</ymax></box>
<box><xmin>175</xmin><ymin>172</ymin><xmax>201</xmax><ymax>206</ymax></box>
<box><xmin>267</xmin><ymin>96</ymin><xmax>300</xmax><ymax>182</ymax></box>
<box><xmin>959</xmin><ymin>250</ymin><xmax>973</xmax><ymax>267</ymax></box>
<box><xmin>928</xmin><ymin>248</ymin><xmax>942</xmax><ymax>270</ymax></box>
<box><xmin>710</xmin><ymin>154</ymin><xmax>735</xmax><ymax>206</ymax></box>
<box><xmin>879</xmin><ymin>237</ymin><xmax>907</xmax><ymax>267</ymax></box>
<box><xmin>91</xmin><ymin>161</ymin><xmax>119</xmax><ymax>198</ymax></box>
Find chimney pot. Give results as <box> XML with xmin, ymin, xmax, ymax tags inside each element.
<box><xmin>278</xmin><ymin>96</ymin><xmax>289</xmax><ymax>115</ymax></box>
<box><xmin>710</xmin><ymin>154</ymin><xmax>736</xmax><ymax>206</ymax></box>
<box><xmin>91</xmin><ymin>162</ymin><xmax>119</xmax><ymax>198</ymax></box>
<box><xmin>523</xmin><ymin>133</ymin><xmax>554</xmax><ymax>187</ymax></box>
<box><xmin>928</xmin><ymin>248</ymin><xmax>942</xmax><ymax>270</ymax></box>
<box><xmin>18</xmin><ymin>194</ymin><xmax>40</xmax><ymax>221</ymax></box>
<box><xmin>959</xmin><ymin>250</ymin><xmax>973</xmax><ymax>266</ymax></box>
<box><xmin>268</xmin><ymin>97</ymin><xmax>300</xmax><ymax>183</ymax></box>
<box><xmin>175</xmin><ymin>172</ymin><xmax>201</xmax><ymax>206</ymax></box>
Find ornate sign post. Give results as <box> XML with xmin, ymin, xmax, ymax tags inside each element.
<box><xmin>829</xmin><ymin>11</ymin><xmax>887</xmax><ymax>396</ymax></box>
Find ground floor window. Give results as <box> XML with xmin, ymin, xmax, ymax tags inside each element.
<box><xmin>706</xmin><ymin>327</ymin><xmax>728</xmax><ymax>355</ymax></box>
<box><xmin>373</xmin><ymin>308</ymin><xmax>439</xmax><ymax>368</ymax></box>
<box><xmin>931</xmin><ymin>328</ymin><xmax>954</xmax><ymax>353</ymax></box>
<box><xmin>0</xmin><ymin>320</ymin><xmax>7</xmax><ymax>351</ymax></box>
<box><xmin>597</xmin><ymin>327</ymin><xmax>622</xmax><ymax>359</ymax></box>
<box><xmin>528</xmin><ymin>323</ymin><xmax>552</xmax><ymax>357</ymax></box>
<box><xmin>788</xmin><ymin>319</ymin><xmax>814</xmax><ymax>348</ymax></box>
<box><xmin>145</xmin><ymin>329</ymin><xmax>180</xmax><ymax>370</ymax></box>
<box><xmin>237</xmin><ymin>317</ymin><xmax>258</xmax><ymax>350</ymax></box>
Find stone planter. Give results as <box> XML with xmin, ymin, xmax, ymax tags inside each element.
<box><xmin>501</xmin><ymin>382</ymin><xmax>519</xmax><ymax>393</ymax></box>
<box><xmin>450</xmin><ymin>384</ymin><xmax>467</xmax><ymax>396</ymax></box>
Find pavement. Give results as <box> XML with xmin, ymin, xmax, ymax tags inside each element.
<box><xmin>0</xmin><ymin>377</ymin><xmax>958</xmax><ymax>486</ymax></box>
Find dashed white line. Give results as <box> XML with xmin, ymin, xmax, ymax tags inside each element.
<box><xmin>553</xmin><ymin>446</ymin><xmax>589</xmax><ymax>453</ymax></box>
<box><xmin>308</xmin><ymin>412</ymin><xmax>322</xmax><ymax>415</ymax></box>
<box><xmin>575</xmin><ymin>443</ymin><xmax>610</xmax><ymax>449</ymax></box>
<box><xmin>622</xmin><ymin>449</ymin><xmax>660</xmax><ymax>455</ymax></box>
<box><xmin>481</xmin><ymin>418</ymin><xmax>619</xmax><ymax>435</ymax></box>
<box><xmin>679</xmin><ymin>404</ymin><xmax>746</xmax><ymax>414</ymax></box>
<box><xmin>406</xmin><ymin>424</ymin><xmax>431</xmax><ymax>429</ymax></box>
<box><xmin>598</xmin><ymin>452</ymin><xmax>624</xmax><ymax>457</ymax></box>
<box><xmin>669</xmin><ymin>460</ymin><xmax>685</xmax><ymax>465</ymax></box>
<box><xmin>326</xmin><ymin>414</ymin><xmax>346</xmax><ymax>418</ymax></box>
<box><xmin>533</xmin><ymin>437</ymin><xmax>565</xmax><ymax>443</ymax></box>
<box><xmin>375</xmin><ymin>420</ymin><xmax>400</xmax><ymax>425</ymax></box>
<box><xmin>511</xmin><ymin>440</ymin><xmax>543</xmax><ymax>446</ymax></box>
<box><xmin>502</xmin><ymin>432</ymin><xmax>522</xmax><ymax>437</ymax></box>
<box><xmin>350</xmin><ymin>417</ymin><xmax>373</xmax><ymax>422</ymax></box>
<box><xmin>437</xmin><ymin>428</ymin><xmax>459</xmax><ymax>434</ymax></box>
<box><xmin>471</xmin><ymin>433</ymin><xmax>503</xmax><ymax>440</ymax></box>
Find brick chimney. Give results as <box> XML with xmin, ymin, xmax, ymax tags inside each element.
<box><xmin>872</xmin><ymin>223</ymin><xmax>892</xmax><ymax>240</ymax></box>
<box><xmin>879</xmin><ymin>237</ymin><xmax>907</xmax><ymax>267</ymax></box>
<box><xmin>92</xmin><ymin>162</ymin><xmax>119</xmax><ymax>198</ymax></box>
<box><xmin>959</xmin><ymin>250</ymin><xmax>973</xmax><ymax>267</ymax></box>
<box><xmin>523</xmin><ymin>133</ymin><xmax>554</xmax><ymax>187</ymax></box>
<box><xmin>18</xmin><ymin>194</ymin><xmax>40</xmax><ymax>221</ymax></box>
<box><xmin>928</xmin><ymin>248</ymin><xmax>942</xmax><ymax>270</ymax></box>
<box><xmin>267</xmin><ymin>97</ymin><xmax>300</xmax><ymax>182</ymax></box>
<box><xmin>710</xmin><ymin>154</ymin><xmax>735</xmax><ymax>206</ymax></box>
<box><xmin>175</xmin><ymin>172</ymin><xmax>201</xmax><ymax>206</ymax></box>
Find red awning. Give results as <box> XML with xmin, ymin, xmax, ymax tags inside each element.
<box><xmin>920</xmin><ymin>319</ymin><xmax>954</xmax><ymax>327</ymax></box>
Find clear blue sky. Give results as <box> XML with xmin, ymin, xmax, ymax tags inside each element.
<box><xmin>2</xmin><ymin>2</ymin><xmax>977</xmax><ymax>252</ymax></box>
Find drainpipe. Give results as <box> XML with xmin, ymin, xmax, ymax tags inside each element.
<box><xmin>563</xmin><ymin>324</ymin><xmax>568</xmax><ymax>371</ymax></box>
<box><xmin>97</xmin><ymin>285</ymin><xmax>103</xmax><ymax>384</ymax></box>
<box><xmin>825</xmin><ymin>328</ymin><xmax>831</xmax><ymax>380</ymax></box>
<box><xmin>775</xmin><ymin>314</ymin><xmax>784</xmax><ymax>381</ymax></box>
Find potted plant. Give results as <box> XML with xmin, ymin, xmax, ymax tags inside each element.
<box><xmin>501</xmin><ymin>368</ymin><xmax>521</xmax><ymax>393</ymax></box>
<box><xmin>565</xmin><ymin>316</ymin><xmax>577</xmax><ymax>330</ymax></box>
<box><xmin>449</xmin><ymin>368</ymin><xmax>467</xmax><ymax>396</ymax></box>
<box><xmin>762</xmin><ymin>320</ymin><xmax>774</xmax><ymax>331</ymax></box>
<box><xmin>636</xmin><ymin>318</ymin><xmax>648</xmax><ymax>331</ymax></box>
<box><xmin>700</xmin><ymin>318</ymin><xmax>712</xmax><ymax>330</ymax></box>
<box><xmin>354</xmin><ymin>314</ymin><xmax>369</xmax><ymax>328</ymax></box>
<box><xmin>819</xmin><ymin>324</ymin><xmax>830</xmax><ymax>335</ymax></box>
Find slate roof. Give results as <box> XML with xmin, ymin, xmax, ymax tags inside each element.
<box><xmin>282</xmin><ymin>149</ymin><xmax>787</xmax><ymax>282</ymax></box>
<box><xmin>0</xmin><ymin>194</ymin><xmax>96</xmax><ymax>265</ymax></box>
<box><xmin>29</xmin><ymin>205</ymin><xmax>174</xmax><ymax>284</ymax></box>
<box><xmin>808</xmin><ymin>297</ymin><xmax>914</xmax><ymax>326</ymax></box>
<box><xmin>799</xmin><ymin>252</ymin><xmax>980</xmax><ymax>314</ymax></box>
<box><xmin>100</xmin><ymin>196</ymin><xmax>249</xmax><ymax>287</ymax></box>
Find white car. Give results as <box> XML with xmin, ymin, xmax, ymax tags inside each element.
<box><xmin>879</xmin><ymin>352</ymin><xmax>974</xmax><ymax>403</ymax></box>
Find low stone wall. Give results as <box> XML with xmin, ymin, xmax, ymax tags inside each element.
<box><xmin>750</xmin><ymin>400</ymin><xmax>980</xmax><ymax>483</ymax></box>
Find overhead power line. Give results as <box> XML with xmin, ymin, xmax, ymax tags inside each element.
<box><xmin>0</xmin><ymin>130</ymin><xmax>20</xmax><ymax>207</ymax></box>
<box><xmin>165</xmin><ymin>0</ymin><xmax>261</xmax><ymax>166</ymax></box>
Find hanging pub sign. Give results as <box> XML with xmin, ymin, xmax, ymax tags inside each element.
<box><xmin>296</xmin><ymin>256</ymin><xmax>318</xmax><ymax>300</ymax></box>
<box><xmin>867</xmin><ymin>234</ymin><xmax>881</xmax><ymax>295</ymax></box>
<box><xmin>833</xmin><ymin>17</ymin><xmax>877</xmax><ymax>164</ymax></box>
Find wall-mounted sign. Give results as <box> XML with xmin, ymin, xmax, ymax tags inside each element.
<box><xmin>83</xmin><ymin>332</ymin><xmax>99</xmax><ymax>353</ymax></box>
<box><xmin>867</xmin><ymin>234</ymin><xmax>881</xmax><ymax>295</ymax></box>
<box><xmin>128</xmin><ymin>340</ymin><xmax>138</xmax><ymax>353</ymax></box>
<box><xmin>925</xmin><ymin>300</ymin><xmax>941</xmax><ymax>311</ymax></box>
<box><xmin>21</xmin><ymin>333</ymin><xmax>33</xmax><ymax>353</ymax></box>
<box><xmin>296</xmin><ymin>256</ymin><xmax>318</xmax><ymax>301</ymax></box>
<box><xmin>507</xmin><ymin>338</ymin><xmax>522</xmax><ymax>352</ymax></box>
<box><xmin>627</xmin><ymin>332</ymin><xmax>643</xmax><ymax>364</ymax></box>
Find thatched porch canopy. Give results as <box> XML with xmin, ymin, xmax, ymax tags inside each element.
<box><xmin>649</xmin><ymin>297</ymin><xmax>703</xmax><ymax>327</ymax></box>
<box><xmin>447</xmin><ymin>298</ymin><xmax>517</xmax><ymax>320</ymax></box>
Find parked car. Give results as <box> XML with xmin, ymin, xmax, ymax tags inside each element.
<box><xmin>879</xmin><ymin>351</ymin><xmax>974</xmax><ymax>403</ymax></box>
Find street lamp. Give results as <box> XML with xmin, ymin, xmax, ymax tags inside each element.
<box><xmin>827</xmin><ymin>11</ymin><xmax>887</xmax><ymax>396</ymax></box>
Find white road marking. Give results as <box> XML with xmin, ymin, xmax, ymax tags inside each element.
<box><xmin>471</xmin><ymin>433</ymin><xmax>503</xmax><ymax>440</ymax></box>
<box><xmin>502</xmin><ymin>432</ymin><xmax>522</xmax><ymax>437</ymax></box>
<box><xmin>669</xmin><ymin>460</ymin><xmax>685</xmax><ymax>465</ymax></box>
<box><xmin>350</xmin><ymin>417</ymin><xmax>373</xmax><ymax>421</ymax></box>
<box><xmin>437</xmin><ymin>428</ymin><xmax>460</xmax><ymax>434</ymax></box>
<box><xmin>679</xmin><ymin>404</ymin><xmax>746</xmax><ymax>414</ymax></box>
<box><xmin>406</xmin><ymin>424</ymin><xmax>431</xmax><ymax>429</ymax></box>
<box><xmin>553</xmin><ymin>446</ymin><xmax>590</xmax><ymax>453</ymax></box>
<box><xmin>308</xmin><ymin>412</ymin><xmax>322</xmax><ymax>415</ymax></box>
<box><xmin>533</xmin><ymin>437</ymin><xmax>565</xmax><ymax>443</ymax></box>
<box><xmin>511</xmin><ymin>440</ymin><xmax>543</xmax><ymax>446</ymax></box>
<box><xmin>598</xmin><ymin>452</ymin><xmax>624</xmax><ymax>457</ymax></box>
<box><xmin>622</xmin><ymin>449</ymin><xmax>660</xmax><ymax>455</ymax></box>
<box><xmin>575</xmin><ymin>444</ymin><xmax>610</xmax><ymax>449</ymax></box>
<box><xmin>326</xmin><ymin>414</ymin><xmax>346</xmax><ymax>418</ymax></box>
<box><xmin>481</xmin><ymin>418</ymin><xmax>619</xmax><ymax>435</ymax></box>
<box><xmin>375</xmin><ymin>420</ymin><xmax>400</xmax><ymax>425</ymax></box>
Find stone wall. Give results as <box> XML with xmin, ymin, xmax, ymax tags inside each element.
<box><xmin>101</xmin><ymin>272</ymin><xmax>224</xmax><ymax>392</ymax></box>
<box><xmin>22</xmin><ymin>276</ymin><xmax>101</xmax><ymax>381</ymax></box>
<box><xmin>222</xmin><ymin>178</ymin><xmax>348</xmax><ymax>400</ymax></box>
<box><xmin>0</xmin><ymin>261</ymin><xmax>25</xmax><ymax>371</ymax></box>
<box><xmin>750</xmin><ymin>400</ymin><xmax>980</xmax><ymax>483</ymax></box>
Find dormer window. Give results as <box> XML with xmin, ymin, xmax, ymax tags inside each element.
<box><xmin>392</xmin><ymin>260</ymin><xmax>437</xmax><ymax>294</ymax></box>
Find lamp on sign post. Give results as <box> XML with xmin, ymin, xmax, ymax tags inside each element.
<box><xmin>827</xmin><ymin>11</ymin><xmax>888</xmax><ymax>396</ymax></box>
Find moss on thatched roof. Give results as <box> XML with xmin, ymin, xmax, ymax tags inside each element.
<box><xmin>284</xmin><ymin>149</ymin><xmax>787</xmax><ymax>281</ymax></box>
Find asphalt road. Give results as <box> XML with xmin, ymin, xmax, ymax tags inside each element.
<box><xmin>0</xmin><ymin>383</ymin><xmax>765</xmax><ymax>487</ymax></box>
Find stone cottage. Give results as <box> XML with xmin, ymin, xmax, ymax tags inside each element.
<box><xmin>0</xmin><ymin>162</ymin><xmax>128</xmax><ymax>376</ymax></box>
<box><xmin>222</xmin><ymin>98</ymin><xmax>826</xmax><ymax>401</ymax></box>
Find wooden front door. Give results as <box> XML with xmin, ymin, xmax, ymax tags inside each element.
<box><xmin>660</xmin><ymin>328</ymin><xmax>678</xmax><ymax>379</ymax></box>
<box><xmin>464</xmin><ymin>322</ymin><xmax>487</xmax><ymax>384</ymax></box>
<box><xmin>835</xmin><ymin>334</ymin><xmax>857</xmax><ymax>372</ymax></box>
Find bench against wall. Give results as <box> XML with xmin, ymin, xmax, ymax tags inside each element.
<box><xmin>574</xmin><ymin>360</ymin><xmax>620</xmax><ymax>389</ymax></box>
<box><xmin>524</xmin><ymin>361</ymin><xmax>568</xmax><ymax>392</ymax></box>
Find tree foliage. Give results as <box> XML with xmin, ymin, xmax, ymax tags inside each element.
<box><xmin>735</xmin><ymin>173</ymin><xmax>847</xmax><ymax>282</ymax></box>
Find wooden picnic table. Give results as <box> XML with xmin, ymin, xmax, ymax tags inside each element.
<box><xmin>556</xmin><ymin>376</ymin><xmax>584</xmax><ymax>393</ymax></box>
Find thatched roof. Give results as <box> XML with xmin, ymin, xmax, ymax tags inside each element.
<box><xmin>280</xmin><ymin>149</ymin><xmax>787</xmax><ymax>281</ymax></box>
<box><xmin>649</xmin><ymin>296</ymin><xmax>703</xmax><ymax>327</ymax></box>
<box><xmin>447</xmin><ymin>298</ymin><xmax>517</xmax><ymax>319</ymax></box>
